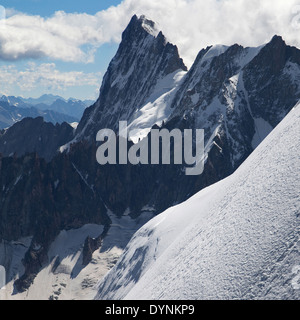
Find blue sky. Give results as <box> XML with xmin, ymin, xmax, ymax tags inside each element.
<box><xmin>0</xmin><ymin>0</ymin><xmax>122</xmax><ymax>16</ymax></box>
<box><xmin>0</xmin><ymin>0</ymin><xmax>299</xmax><ymax>101</ymax></box>
<box><xmin>0</xmin><ymin>0</ymin><xmax>123</xmax><ymax>100</ymax></box>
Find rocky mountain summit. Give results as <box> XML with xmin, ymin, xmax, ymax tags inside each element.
<box><xmin>75</xmin><ymin>15</ymin><xmax>187</xmax><ymax>141</ymax></box>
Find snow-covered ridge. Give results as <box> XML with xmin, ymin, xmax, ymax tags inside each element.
<box><xmin>95</xmin><ymin>102</ymin><xmax>300</xmax><ymax>300</ymax></box>
<box><xmin>201</xmin><ymin>44</ymin><xmax>229</xmax><ymax>63</ymax></box>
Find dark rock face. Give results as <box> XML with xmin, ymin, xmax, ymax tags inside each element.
<box><xmin>0</xmin><ymin>149</ymin><xmax>109</xmax><ymax>291</ymax></box>
<box><xmin>1</xmin><ymin>14</ymin><xmax>300</xmax><ymax>294</ymax></box>
<box><xmin>0</xmin><ymin>117</ymin><xmax>75</xmax><ymax>161</ymax></box>
<box><xmin>243</xmin><ymin>35</ymin><xmax>300</xmax><ymax>127</ymax></box>
<box><xmin>82</xmin><ymin>236</ymin><xmax>103</xmax><ymax>267</ymax></box>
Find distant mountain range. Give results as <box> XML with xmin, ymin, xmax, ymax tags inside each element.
<box><xmin>0</xmin><ymin>94</ymin><xmax>94</xmax><ymax>129</ymax></box>
<box><xmin>18</xmin><ymin>94</ymin><xmax>94</xmax><ymax>108</ymax></box>
<box><xmin>0</xmin><ymin>100</ymin><xmax>78</xmax><ymax>129</ymax></box>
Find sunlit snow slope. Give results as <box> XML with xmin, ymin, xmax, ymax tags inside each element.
<box><xmin>95</xmin><ymin>102</ymin><xmax>300</xmax><ymax>300</ymax></box>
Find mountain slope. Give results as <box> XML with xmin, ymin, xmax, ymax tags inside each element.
<box><xmin>65</xmin><ymin>28</ymin><xmax>300</xmax><ymax>217</ymax></box>
<box><xmin>168</xmin><ymin>35</ymin><xmax>300</xmax><ymax>171</ymax></box>
<box><xmin>95</xmin><ymin>102</ymin><xmax>300</xmax><ymax>300</ymax></box>
<box><xmin>0</xmin><ymin>211</ymin><xmax>155</xmax><ymax>300</ymax></box>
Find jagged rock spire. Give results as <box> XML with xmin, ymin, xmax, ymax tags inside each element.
<box><xmin>75</xmin><ymin>15</ymin><xmax>187</xmax><ymax>140</ymax></box>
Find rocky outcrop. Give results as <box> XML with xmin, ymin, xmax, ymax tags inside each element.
<box><xmin>243</xmin><ymin>35</ymin><xmax>300</xmax><ymax>127</ymax></box>
<box><xmin>82</xmin><ymin>224</ymin><xmax>110</xmax><ymax>266</ymax></box>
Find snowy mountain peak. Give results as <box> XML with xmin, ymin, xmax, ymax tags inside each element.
<box><xmin>270</xmin><ymin>34</ymin><xmax>285</xmax><ymax>45</ymax></box>
<box><xmin>121</xmin><ymin>14</ymin><xmax>160</xmax><ymax>44</ymax></box>
<box><xmin>139</xmin><ymin>14</ymin><xmax>160</xmax><ymax>37</ymax></box>
<box><xmin>75</xmin><ymin>15</ymin><xmax>187</xmax><ymax>141</ymax></box>
<box><xmin>201</xmin><ymin>44</ymin><xmax>229</xmax><ymax>63</ymax></box>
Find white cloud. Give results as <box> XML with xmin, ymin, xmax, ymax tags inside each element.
<box><xmin>114</xmin><ymin>0</ymin><xmax>300</xmax><ymax>67</ymax></box>
<box><xmin>0</xmin><ymin>12</ymin><xmax>102</xmax><ymax>62</ymax></box>
<box><xmin>0</xmin><ymin>62</ymin><xmax>101</xmax><ymax>93</ymax></box>
<box><xmin>0</xmin><ymin>0</ymin><xmax>299</xmax><ymax>66</ymax></box>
